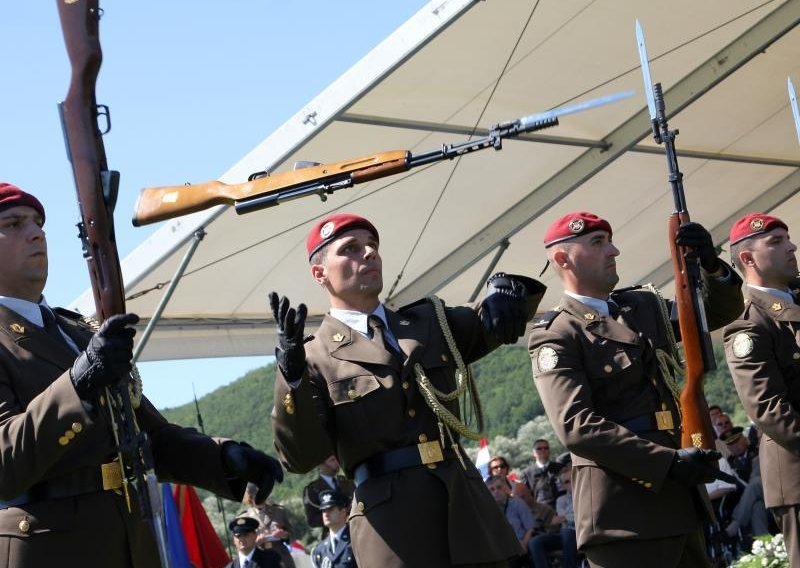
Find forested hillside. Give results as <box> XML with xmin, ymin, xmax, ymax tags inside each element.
<box><xmin>160</xmin><ymin>343</ymin><xmax>746</xmax><ymax>544</ymax></box>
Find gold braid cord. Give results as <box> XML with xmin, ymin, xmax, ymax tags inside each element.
<box><xmin>644</xmin><ymin>284</ymin><xmax>684</xmax><ymax>419</ymax></box>
<box><xmin>413</xmin><ymin>296</ymin><xmax>484</xmax><ymax>442</ymax></box>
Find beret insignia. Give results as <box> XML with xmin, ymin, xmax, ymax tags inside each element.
<box><xmin>750</xmin><ymin>217</ymin><xmax>764</xmax><ymax>231</ymax></box>
<box><xmin>568</xmin><ymin>218</ymin><xmax>585</xmax><ymax>233</ymax></box>
<box><xmin>320</xmin><ymin>221</ymin><xmax>335</xmax><ymax>239</ymax></box>
<box><xmin>537</xmin><ymin>346</ymin><xmax>559</xmax><ymax>372</ymax></box>
<box><xmin>731</xmin><ymin>333</ymin><xmax>753</xmax><ymax>358</ymax></box>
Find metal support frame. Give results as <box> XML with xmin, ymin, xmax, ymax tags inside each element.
<box><xmin>132</xmin><ymin>229</ymin><xmax>206</xmax><ymax>363</ymax></box>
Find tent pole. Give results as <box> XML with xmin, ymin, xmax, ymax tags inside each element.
<box><xmin>133</xmin><ymin>229</ymin><xmax>207</xmax><ymax>363</ymax></box>
<box><xmin>468</xmin><ymin>238</ymin><xmax>510</xmax><ymax>302</ymax></box>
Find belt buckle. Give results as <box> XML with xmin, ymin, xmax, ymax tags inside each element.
<box><xmin>101</xmin><ymin>460</ymin><xmax>123</xmax><ymax>491</ymax></box>
<box><xmin>417</xmin><ymin>441</ymin><xmax>444</xmax><ymax>465</ymax></box>
<box><xmin>655</xmin><ymin>410</ymin><xmax>674</xmax><ymax>431</ymax></box>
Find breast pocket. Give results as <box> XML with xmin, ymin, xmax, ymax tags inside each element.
<box><xmin>328</xmin><ymin>374</ymin><xmax>384</xmax><ymax>443</ymax></box>
<box><xmin>584</xmin><ymin>343</ymin><xmax>641</xmax><ymax>400</ymax></box>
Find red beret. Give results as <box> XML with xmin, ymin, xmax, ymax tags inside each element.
<box><xmin>543</xmin><ymin>212</ymin><xmax>611</xmax><ymax>248</ymax></box>
<box><xmin>307</xmin><ymin>213</ymin><xmax>379</xmax><ymax>259</ymax></box>
<box><xmin>0</xmin><ymin>183</ymin><xmax>45</xmax><ymax>223</ymax></box>
<box><xmin>729</xmin><ymin>213</ymin><xmax>787</xmax><ymax>246</ymax></box>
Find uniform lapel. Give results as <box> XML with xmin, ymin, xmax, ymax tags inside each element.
<box><xmin>559</xmin><ymin>294</ymin><xmax>640</xmax><ymax>346</ymax></box>
<box><xmin>747</xmin><ymin>288</ymin><xmax>800</xmax><ymax>322</ymax></box>
<box><xmin>323</xmin><ymin>315</ymin><xmax>395</xmax><ymax>367</ymax></box>
<box><xmin>0</xmin><ymin>305</ymin><xmax>76</xmax><ymax>369</ymax></box>
<box><xmin>385</xmin><ymin>307</ymin><xmax>428</xmax><ymax>367</ymax></box>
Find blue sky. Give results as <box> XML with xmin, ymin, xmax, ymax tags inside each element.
<box><xmin>1</xmin><ymin>2</ymin><xmax>428</xmax><ymax>408</ymax></box>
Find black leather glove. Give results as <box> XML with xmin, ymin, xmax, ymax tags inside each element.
<box><xmin>269</xmin><ymin>292</ymin><xmax>308</xmax><ymax>381</ymax></box>
<box><xmin>70</xmin><ymin>313</ymin><xmax>139</xmax><ymax>400</ymax></box>
<box><xmin>675</xmin><ymin>222</ymin><xmax>719</xmax><ymax>272</ymax></box>
<box><xmin>221</xmin><ymin>441</ymin><xmax>284</xmax><ymax>503</ymax></box>
<box><xmin>481</xmin><ymin>273</ymin><xmax>544</xmax><ymax>344</ymax></box>
<box><xmin>667</xmin><ymin>447</ymin><xmax>722</xmax><ymax>486</ymax></box>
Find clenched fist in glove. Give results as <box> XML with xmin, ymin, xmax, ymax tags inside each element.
<box><xmin>221</xmin><ymin>441</ymin><xmax>284</xmax><ymax>503</ymax></box>
<box><xmin>675</xmin><ymin>222</ymin><xmax>720</xmax><ymax>272</ymax></box>
<box><xmin>70</xmin><ymin>313</ymin><xmax>139</xmax><ymax>400</ymax></box>
<box><xmin>481</xmin><ymin>273</ymin><xmax>546</xmax><ymax>344</ymax></box>
<box><xmin>667</xmin><ymin>447</ymin><xmax>722</xmax><ymax>486</ymax></box>
<box><xmin>269</xmin><ymin>292</ymin><xmax>308</xmax><ymax>382</ymax></box>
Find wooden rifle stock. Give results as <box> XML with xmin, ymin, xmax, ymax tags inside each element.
<box><xmin>133</xmin><ymin>150</ymin><xmax>410</xmax><ymax>226</ymax></box>
<box><xmin>668</xmin><ymin>213</ymin><xmax>716</xmax><ymax>450</ymax></box>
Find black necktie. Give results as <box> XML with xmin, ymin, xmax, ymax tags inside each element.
<box><xmin>368</xmin><ymin>315</ymin><xmax>403</xmax><ymax>361</ymax></box>
<box><xmin>40</xmin><ymin>305</ymin><xmax>65</xmax><ymax>342</ymax></box>
<box><xmin>243</xmin><ymin>559</ymin><xmax>251</xmax><ymax>568</ymax></box>
<box><xmin>607</xmin><ymin>300</ymin><xmax>621</xmax><ymax>320</ymax></box>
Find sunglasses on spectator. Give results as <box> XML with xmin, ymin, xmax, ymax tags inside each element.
<box><xmin>490</xmin><ymin>463</ymin><xmax>508</xmax><ymax>470</ymax></box>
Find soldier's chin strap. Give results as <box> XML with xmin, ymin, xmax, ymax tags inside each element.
<box><xmin>412</xmin><ymin>296</ymin><xmax>485</xmax><ymax>469</ymax></box>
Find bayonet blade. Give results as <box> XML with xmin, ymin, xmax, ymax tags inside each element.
<box><xmin>636</xmin><ymin>19</ymin><xmax>657</xmax><ymax>121</ymax></box>
<box><xmin>519</xmin><ymin>89</ymin><xmax>635</xmax><ymax>130</ymax></box>
<box><xmin>788</xmin><ymin>77</ymin><xmax>800</xmax><ymax>146</ymax></box>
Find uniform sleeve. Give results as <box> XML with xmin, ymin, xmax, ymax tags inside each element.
<box><xmin>0</xmin><ymin>370</ymin><xmax>94</xmax><ymax>499</ymax></box>
<box><xmin>724</xmin><ymin>318</ymin><xmax>800</xmax><ymax>457</ymax></box>
<box><xmin>528</xmin><ymin>326</ymin><xmax>676</xmax><ymax>492</ymax></box>
<box><xmin>271</xmin><ymin>362</ymin><xmax>335</xmax><ymax>474</ymax></box>
<box><xmin>702</xmin><ymin>261</ymin><xmax>744</xmax><ymax>331</ymax></box>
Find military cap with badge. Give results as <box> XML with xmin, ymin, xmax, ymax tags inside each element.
<box><xmin>318</xmin><ymin>489</ymin><xmax>349</xmax><ymax>511</ymax></box>
<box><xmin>229</xmin><ymin>514</ymin><xmax>260</xmax><ymax>536</ymax></box>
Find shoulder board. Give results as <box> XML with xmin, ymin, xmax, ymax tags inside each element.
<box><xmin>530</xmin><ymin>309</ymin><xmax>560</xmax><ymax>330</ymax></box>
<box><xmin>52</xmin><ymin>307</ymin><xmax>88</xmax><ymax>322</ymax></box>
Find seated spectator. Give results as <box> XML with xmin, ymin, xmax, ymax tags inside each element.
<box><xmin>722</xmin><ymin>427</ymin><xmax>770</xmax><ymax>538</ymax></box>
<box><xmin>521</xmin><ymin>439</ymin><xmax>565</xmax><ymax>509</ymax></box>
<box><xmin>529</xmin><ymin>468</ymin><xmax>578</xmax><ymax>568</ymax></box>
<box><xmin>226</xmin><ymin>514</ymin><xmax>283</xmax><ymax>568</ymax></box>
<box><xmin>302</xmin><ymin>455</ymin><xmax>355</xmax><ymax>531</ymax></box>
<box><xmin>708</xmin><ymin>405</ymin><xmax>723</xmax><ymax>436</ymax></box>
<box><xmin>486</xmin><ymin>474</ymin><xmax>533</xmax><ymax>565</ymax></box>
<box><xmin>489</xmin><ymin>456</ymin><xmax>513</xmax><ymax>480</ymax></box>
<box><xmin>311</xmin><ymin>490</ymin><xmax>357</xmax><ymax>568</ymax></box>
<box><xmin>512</xmin><ymin>481</ymin><xmax>555</xmax><ymax>535</ymax></box>
<box><xmin>714</xmin><ymin>414</ymin><xmax>735</xmax><ymax>458</ymax></box>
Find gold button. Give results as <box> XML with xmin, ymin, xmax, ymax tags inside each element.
<box><xmin>65</xmin><ymin>430</ymin><xmax>75</xmax><ymax>440</ymax></box>
<box><xmin>99</xmin><ymin>395</ymin><xmax>106</xmax><ymax>407</ymax></box>
<box><xmin>58</xmin><ymin>436</ymin><xmax>69</xmax><ymax>446</ymax></box>
<box><xmin>347</xmin><ymin>389</ymin><xmax>359</xmax><ymax>400</ymax></box>
<box><xmin>441</xmin><ymin>354</ymin><xmax>448</xmax><ymax>362</ymax></box>
<box><xmin>794</xmin><ymin>353</ymin><xmax>800</xmax><ymax>360</ymax></box>
<box><xmin>638</xmin><ymin>480</ymin><xmax>644</xmax><ymax>485</ymax></box>
<box><xmin>18</xmin><ymin>519</ymin><xmax>30</xmax><ymax>534</ymax></box>
<box><xmin>427</xmin><ymin>463</ymin><xmax>437</xmax><ymax>469</ymax></box>
<box><xmin>603</xmin><ymin>364</ymin><xmax>613</xmax><ymax>373</ymax></box>
<box><xmin>357</xmin><ymin>502</ymin><xmax>364</xmax><ymax>512</ymax></box>
<box><xmin>408</xmin><ymin>408</ymin><xmax>416</xmax><ymax>418</ymax></box>
<box><xmin>644</xmin><ymin>482</ymin><xmax>652</xmax><ymax>489</ymax></box>
<box><xmin>418</xmin><ymin>433</ymin><xmax>428</xmax><ymax>443</ymax></box>
<box><xmin>71</xmin><ymin>422</ymin><xmax>83</xmax><ymax>434</ymax></box>
<box><xmin>401</xmin><ymin>381</ymin><xmax>410</xmax><ymax>390</ymax></box>
<box><xmin>632</xmin><ymin>478</ymin><xmax>638</xmax><ymax>482</ymax></box>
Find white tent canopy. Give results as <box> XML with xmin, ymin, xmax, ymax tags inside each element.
<box><xmin>71</xmin><ymin>0</ymin><xmax>800</xmax><ymax>361</ymax></box>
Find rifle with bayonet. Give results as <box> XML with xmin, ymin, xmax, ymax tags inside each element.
<box><xmin>56</xmin><ymin>1</ymin><xmax>169</xmax><ymax>565</ymax></box>
<box><xmin>132</xmin><ymin>90</ymin><xmax>633</xmax><ymax>226</ymax></box>
<box><xmin>636</xmin><ymin>20</ymin><xmax>718</xmax><ymax>452</ymax></box>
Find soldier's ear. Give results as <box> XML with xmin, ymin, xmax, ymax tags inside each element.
<box><xmin>739</xmin><ymin>250</ymin><xmax>754</xmax><ymax>267</ymax></box>
<box><xmin>552</xmin><ymin>250</ymin><xmax>569</xmax><ymax>268</ymax></box>
<box><xmin>311</xmin><ymin>263</ymin><xmax>328</xmax><ymax>285</ymax></box>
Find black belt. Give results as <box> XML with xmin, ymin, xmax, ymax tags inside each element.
<box><xmin>0</xmin><ymin>462</ymin><xmax>122</xmax><ymax>510</ymax></box>
<box><xmin>619</xmin><ymin>410</ymin><xmax>676</xmax><ymax>434</ymax></box>
<box><xmin>353</xmin><ymin>441</ymin><xmax>458</xmax><ymax>486</ymax></box>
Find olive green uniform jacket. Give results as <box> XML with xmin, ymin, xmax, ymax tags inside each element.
<box><xmin>273</xmin><ymin>298</ymin><xmax>541</xmax><ymax>567</ymax></box>
<box><xmin>0</xmin><ymin>306</ymin><xmax>245</xmax><ymax>568</ymax></box>
<box><xmin>528</xmin><ymin>270</ymin><xmax>743</xmax><ymax>549</ymax></box>
<box><xmin>724</xmin><ymin>287</ymin><xmax>800</xmax><ymax>508</ymax></box>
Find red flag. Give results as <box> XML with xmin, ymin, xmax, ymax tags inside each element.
<box><xmin>174</xmin><ymin>484</ymin><xmax>230</xmax><ymax>568</ymax></box>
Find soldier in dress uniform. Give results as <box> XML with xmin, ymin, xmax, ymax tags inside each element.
<box><xmin>528</xmin><ymin>212</ymin><xmax>744</xmax><ymax>567</ymax></box>
<box><xmin>270</xmin><ymin>212</ymin><xmax>546</xmax><ymax>566</ymax></box>
<box><xmin>723</xmin><ymin>213</ymin><xmax>800</xmax><ymax>567</ymax></box>
<box><xmin>0</xmin><ymin>182</ymin><xmax>284</xmax><ymax>567</ymax></box>
<box><xmin>311</xmin><ymin>490</ymin><xmax>356</xmax><ymax>568</ymax></box>
<box><xmin>303</xmin><ymin>455</ymin><xmax>355</xmax><ymax>531</ymax></box>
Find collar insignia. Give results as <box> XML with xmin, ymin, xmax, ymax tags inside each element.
<box><xmin>332</xmin><ymin>332</ymin><xmax>345</xmax><ymax>342</ymax></box>
<box><xmin>9</xmin><ymin>323</ymin><xmax>24</xmax><ymax>334</ymax></box>
<box><xmin>583</xmin><ymin>312</ymin><xmax>595</xmax><ymax>320</ymax></box>
<box><xmin>771</xmin><ymin>302</ymin><xmax>782</xmax><ymax>312</ymax></box>
<box><xmin>399</xmin><ymin>320</ymin><xmax>410</xmax><ymax>326</ymax></box>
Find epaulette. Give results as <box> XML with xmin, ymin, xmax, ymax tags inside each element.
<box><xmin>52</xmin><ymin>307</ymin><xmax>84</xmax><ymax>320</ymax></box>
<box><xmin>530</xmin><ymin>309</ymin><xmax>561</xmax><ymax>330</ymax></box>
<box><xmin>396</xmin><ymin>297</ymin><xmax>434</xmax><ymax>312</ymax></box>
